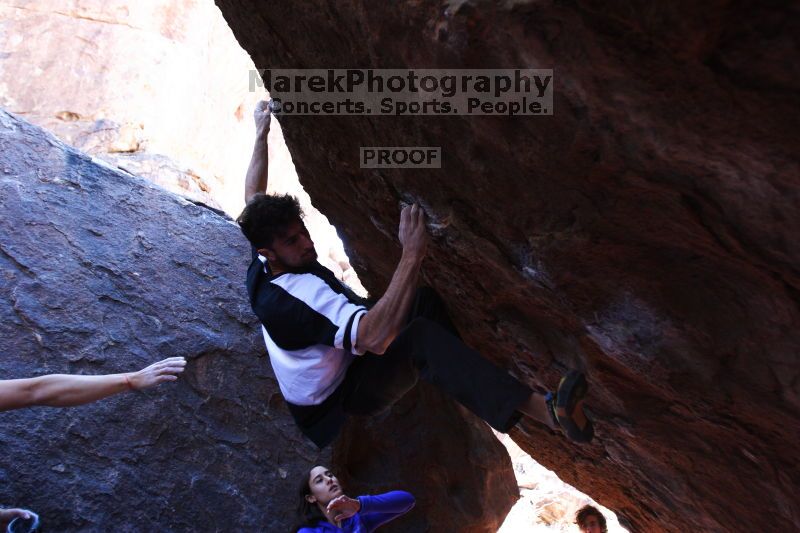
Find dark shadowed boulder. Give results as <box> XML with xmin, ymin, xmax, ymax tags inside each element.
<box><xmin>335</xmin><ymin>383</ymin><xmax>519</xmax><ymax>533</ymax></box>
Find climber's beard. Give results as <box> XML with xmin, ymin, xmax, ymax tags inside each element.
<box><xmin>270</xmin><ymin>248</ymin><xmax>318</xmax><ymax>272</ymax></box>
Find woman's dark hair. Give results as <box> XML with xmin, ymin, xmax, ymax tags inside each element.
<box><xmin>236</xmin><ymin>193</ymin><xmax>303</xmax><ymax>249</ymax></box>
<box><xmin>575</xmin><ymin>504</ymin><xmax>608</xmax><ymax>532</ymax></box>
<box><xmin>292</xmin><ymin>467</ymin><xmax>328</xmax><ymax>532</ymax></box>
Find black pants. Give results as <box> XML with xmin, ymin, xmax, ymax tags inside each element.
<box><xmin>288</xmin><ymin>287</ymin><xmax>532</xmax><ymax>448</ymax></box>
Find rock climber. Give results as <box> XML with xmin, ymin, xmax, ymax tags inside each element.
<box><xmin>237</xmin><ymin>99</ymin><xmax>594</xmax><ymax>449</ymax></box>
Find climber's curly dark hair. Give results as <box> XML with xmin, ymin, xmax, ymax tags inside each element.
<box><xmin>236</xmin><ymin>193</ymin><xmax>304</xmax><ymax>249</ymax></box>
<box><xmin>575</xmin><ymin>504</ymin><xmax>607</xmax><ymax>532</ymax></box>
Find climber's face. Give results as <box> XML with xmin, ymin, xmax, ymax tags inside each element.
<box><xmin>259</xmin><ymin>218</ymin><xmax>317</xmax><ymax>271</ymax></box>
<box><xmin>306</xmin><ymin>465</ymin><xmax>343</xmax><ymax>507</ymax></box>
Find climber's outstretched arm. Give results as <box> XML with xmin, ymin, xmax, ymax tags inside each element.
<box><xmin>355</xmin><ymin>204</ymin><xmax>429</xmax><ymax>355</ymax></box>
<box><xmin>244</xmin><ymin>100</ymin><xmax>273</xmax><ymax>203</ymax></box>
<box><xmin>0</xmin><ymin>357</ymin><xmax>186</xmax><ymax>411</ymax></box>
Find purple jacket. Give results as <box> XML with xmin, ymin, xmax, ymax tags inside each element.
<box><xmin>297</xmin><ymin>491</ymin><xmax>415</xmax><ymax>533</ymax></box>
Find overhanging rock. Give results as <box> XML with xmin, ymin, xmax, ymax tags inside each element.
<box><xmin>216</xmin><ymin>1</ymin><xmax>800</xmax><ymax>531</ymax></box>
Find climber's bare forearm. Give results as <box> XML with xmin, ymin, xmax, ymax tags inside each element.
<box><xmin>356</xmin><ymin>250</ymin><xmax>423</xmax><ymax>354</ymax></box>
<box><xmin>244</xmin><ymin>129</ymin><xmax>269</xmax><ymax>203</ymax></box>
<box><xmin>356</xmin><ymin>204</ymin><xmax>429</xmax><ymax>354</ymax></box>
<box><xmin>244</xmin><ymin>101</ymin><xmax>273</xmax><ymax>203</ymax></box>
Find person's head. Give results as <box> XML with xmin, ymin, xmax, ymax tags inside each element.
<box><xmin>236</xmin><ymin>193</ymin><xmax>317</xmax><ymax>271</ymax></box>
<box><xmin>295</xmin><ymin>465</ymin><xmax>344</xmax><ymax>529</ymax></box>
<box><xmin>575</xmin><ymin>504</ymin><xmax>607</xmax><ymax>533</ymax></box>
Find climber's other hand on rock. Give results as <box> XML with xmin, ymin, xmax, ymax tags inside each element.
<box><xmin>398</xmin><ymin>203</ymin><xmax>429</xmax><ymax>260</ymax></box>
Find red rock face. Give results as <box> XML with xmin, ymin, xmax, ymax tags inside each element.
<box><xmin>216</xmin><ymin>1</ymin><xmax>800</xmax><ymax>531</ymax></box>
<box><xmin>335</xmin><ymin>383</ymin><xmax>520</xmax><ymax>533</ymax></box>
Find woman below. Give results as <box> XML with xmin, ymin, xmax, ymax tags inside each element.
<box><xmin>294</xmin><ymin>466</ymin><xmax>415</xmax><ymax>532</ymax></box>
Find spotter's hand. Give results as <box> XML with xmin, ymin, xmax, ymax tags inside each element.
<box><xmin>327</xmin><ymin>495</ymin><xmax>361</xmax><ymax>522</ymax></box>
<box><xmin>127</xmin><ymin>357</ymin><xmax>187</xmax><ymax>390</ymax></box>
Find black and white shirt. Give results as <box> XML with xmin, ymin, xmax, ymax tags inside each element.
<box><xmin>246</xmin><ymin>252</ymin><xmax>369</xmax><ymax>406</ymax></box>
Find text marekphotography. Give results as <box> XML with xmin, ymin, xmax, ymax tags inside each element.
<box><xmin>250</xmin><ymin>69</ymin><xmax>553</xmax><ymax>116</ymax></box>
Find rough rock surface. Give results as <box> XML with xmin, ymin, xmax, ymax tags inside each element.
<box><xmin>0</xmin><ymin>109</ymin><xmax>518</xmax><ymax>532</ymax></box>
<box><xmin>216</xmin><ymin>1</ymin><xmax>800</xmax><ymax>531</ymax></box>
<box><xmin>335</xmin><ymin>384</ymin><xmax>519</xmax><ymax>533</ymax></box>
<box><xmin>0</xmin><ymin>108</ymin><xmax>327</xmax><ymax>531</ymax></box>
<box><xmin>0</xmin><ymin>0</ymin><xmax>367</xmax><ymax>295</ymax></box>
<box><xmin>496</xmin><ymin>434</ymin><xmax>626</xmax><ymax>532</ymax></box>
<box><xmin>0</xmin><ymin>0</ymin><xmax>262</xmax><ymax>214</ymax></box>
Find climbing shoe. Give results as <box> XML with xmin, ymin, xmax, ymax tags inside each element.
<box><xmin>545</xmin><ymin>370</ymin><xmax>594</xmax><ymax>443</ymax></box>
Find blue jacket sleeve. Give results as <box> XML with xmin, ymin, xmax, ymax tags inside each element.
<box><xmin>356</xmin><ymin>491</ymin><xmax>415</xmax><ymax>532</ymax></box>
